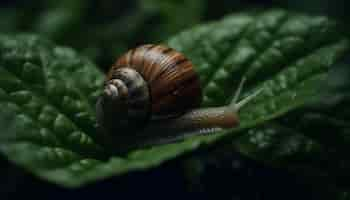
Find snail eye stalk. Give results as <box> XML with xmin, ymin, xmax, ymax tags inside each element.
<box><xmin>230</xmin><ymin>77</ymin><xmax>264</xmax><ymax>112</ymax></box>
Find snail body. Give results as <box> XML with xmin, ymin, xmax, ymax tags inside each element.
<box><xmin>96</xmin><ymin>44</ymin><xmax>262</xmax><ymax>151</ymax></box>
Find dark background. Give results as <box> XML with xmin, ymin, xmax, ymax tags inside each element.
<box><xmin>0</xmin><ymin>0</ymin><xmax>349</xmax><ymax>199</ymax></box>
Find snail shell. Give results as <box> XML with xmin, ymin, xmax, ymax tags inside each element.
<box><xmin>97</xmin><ymin>44</ymin><xmax>202</xmax><ymax>132</ymax></box>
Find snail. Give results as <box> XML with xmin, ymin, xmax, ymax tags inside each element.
<box><xmin>96</xmin><ymin>44</ymin><xmax>262</xmax><ymax>151</ymax></box>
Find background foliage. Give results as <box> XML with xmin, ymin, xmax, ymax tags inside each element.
<box><xmin>1</xmin><ymin>0</ymin><xmax>350</xmax><ymax>199</ymax></box>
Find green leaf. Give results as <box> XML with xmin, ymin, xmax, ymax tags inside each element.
<box><xmin>0</xmin><ymin>9</ymin><xmax>349</xmax><ymax>187</ymax></box>
<box><xmin>229</xmin><ymin>66</ymin><xmax>350</xmax><ymax>195</ymax></box>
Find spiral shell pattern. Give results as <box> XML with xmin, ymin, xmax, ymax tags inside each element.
<box><xmin>108</xmin><ymin>44</ymin><xmax>202</xmax><ymax>117</ymax></box>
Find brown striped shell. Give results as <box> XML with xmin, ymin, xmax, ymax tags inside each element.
<box><xmin>107</xmin><ymin>44</ymin><xmax>202</xmax><ymax>119</ymax></box>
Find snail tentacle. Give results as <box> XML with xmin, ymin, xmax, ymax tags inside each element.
<box><xmin>231</xmin><ymin>76</ymin><xmax>246</xmax><ymax>106</ymax></box>
<box><xmin>233</xmin><ymin>87</ymin><xmax>264</xmax><ymax>111</ymax></box>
